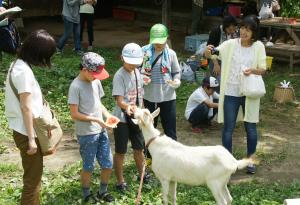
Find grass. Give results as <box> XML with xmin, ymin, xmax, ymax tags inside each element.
<box><xmin>0</xmin><ymin>49</ymin><xmax>300</xmax><ymax>204</ymax></box>
<box><xmin>0</xmin><ymin>161</ymin><xmax>299</xmax><ymax>204</ymax></box>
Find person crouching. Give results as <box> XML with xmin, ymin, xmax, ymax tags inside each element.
<box><xmin>185</xmin><ymin>76</ymin><xmax>219</xmax><ymax>133</ymax></box>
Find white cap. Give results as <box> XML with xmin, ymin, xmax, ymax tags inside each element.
<box><xmin>122</xmin><ymin>43</ymin><xmax>143</xmax><ymax>65</ymax></box>
<box><xmin>203</xmin><ymin>76</ymin><xmax>219</xmax><ymax>88</ymax></box>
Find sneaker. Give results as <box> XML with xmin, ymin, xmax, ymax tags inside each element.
<box><xmin>138</xmin><ymin>171</ymin><xmax>151</xmax><ymax>184</ymax></box>
<box><xmin>83</xmin><ymin>193</ymin><xmax>97</xmax><ymax>204</ymax></box>
<box><xmin>246</xmin><ymin>164</ymin><xmax>256</xmax><ymax>174</ymax></box>
<box><xmin>75</xmin><ymin>49</ymin><xmax>84</xmax><ymax>56</ymax></box>
<box><xmin>87</xmin><ymin>45</ymin><xmax>93</xmax><ymax>51</ymax></box>
<box><xmin>191</xmin><ymin>127</ymin><xmax>202</xmax><ymax>133</ymax></box>
<box><xmin>116</xmin><ymin>182</ymin><xmax>129</xmax><ymax>194</ymax></box>
<box><xmin>97</xmin><ymin>191</ymin><xmax>114</xmax><ymax>202</ymax></box>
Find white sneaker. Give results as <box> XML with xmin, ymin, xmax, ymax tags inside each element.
<box><xmin>87</xmin><ymin>46</ymin><xmax>93</xmax><ymax>51</ymax></box>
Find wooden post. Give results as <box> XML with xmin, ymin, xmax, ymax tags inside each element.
<box><xmin>162</xmin><ymin>0</ymin><xmax>172</xmax><ymax>48</ymax></box>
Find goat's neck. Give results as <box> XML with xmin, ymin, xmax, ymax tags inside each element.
<box><xmin>141</xmin><ymin>124</ymin><xmax>161</xmax><ymax>144</ymax></box>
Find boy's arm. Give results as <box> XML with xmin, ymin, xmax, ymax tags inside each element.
<box><xmin>115</xmin><ymin>95</ymin><xmax>135</xmax><ymax>115</ymax></box>
<box><xmin>202</xmin><ymin>99</ymin><xmax>218</xmax><ymax>109</ymax></box>
<box><xmin>69</xmin><ymin>104</ymin><xmax>106</xmax><ymax>126</ymax></box>
<box><xmin>99</xmin><ymin>103</ymin><xmax>112</xmax><ymax>119</ymax></box>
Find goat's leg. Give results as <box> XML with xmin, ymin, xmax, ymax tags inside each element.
<box><xmin>160</xmin><ymin>179</ymin><xmax>170</xmax><ymax>205</ymax></box>
<box><xmin>223</xmin><ymin>185</ymin><xmax>232</xmax><ymax>205</ymax></box>
<box><xmin>169</xmin><ymin>181</ymin><xmax>177</xmax><ymax>205</ymax></box>
<box><xmin>207</xmin><ymin>181</ymin><xmax>227</xmax><ymax>205</ymax></box>
<box><xmin>221</xmin><ymin>176</ymin><xmax>232</xmax><ymax>205</ymax></box>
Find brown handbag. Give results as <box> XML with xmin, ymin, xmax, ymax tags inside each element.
<box><xmin>8</xmin><ymin>62</ymin><xmax>63</xmax><ymax>156</ymax></box>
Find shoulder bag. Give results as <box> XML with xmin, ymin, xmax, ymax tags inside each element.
<box><xmin>240</xmin><ymin>74</ymin><xmax>266</xmax><ymax>98</ymax></box>
<box><xmin>8</xmin><ymin>62</ymin><xmax>63</xmax><ymax>156</ymax></box>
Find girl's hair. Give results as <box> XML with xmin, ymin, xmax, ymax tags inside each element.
<box><xmin>222</xmin><ymin>15</ymin><xmax>238</xmax><ymax>31</ymax></box>
<box><xmin>240</xmin><ymin>15</ymin><xmax>260</xmax><ymax>42</ymax></box>
<box><xmin>17</xmin><ymin>29</ymin><xmax>56</xmax><ymax>67</ymax></box>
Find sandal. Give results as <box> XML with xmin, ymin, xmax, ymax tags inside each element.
<box><xmin>97</xmin><ymin>191</ymin><xmax>114</xmax><ymax>202</ymax></box>
<box><xmin>83</xmin><ymin>193</ymin><xmax>98</xmax><ymax>204</ymax></box>
<box><xmin>116</xmin><ymin>182</ymin><xmax>129</xmax><ymax>194</ymax></box>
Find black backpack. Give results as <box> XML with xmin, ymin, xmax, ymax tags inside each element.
<box><xmin>0</xmin><ymin>19</ymin><xmax>21</xmax><ymax>54</ymax></box>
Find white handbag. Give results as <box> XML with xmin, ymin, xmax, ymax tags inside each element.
<box><xmin>240</xmin><ymin>74</ymin><xmax>266</xmax><ymax>98</ymax></box>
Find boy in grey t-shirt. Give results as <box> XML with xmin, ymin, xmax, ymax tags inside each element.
<box><xmin>68</xmin><ymin>52</ymin><xmax>119</xmax><ymax>203</ymax></box>
<box><xmin>112</xmin><ymin>43</ymin><xmax>148</xmax><ymax>194</ymax></box>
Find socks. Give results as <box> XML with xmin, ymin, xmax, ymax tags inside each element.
<box><xmin>99</xmin><ymin>182</ymin><xmax>108</xmax><ymax>194</ymax></box>
<box><xmin>82</xmin><ymin>187</ymin><xmax>91</xmax><ymax>198</ymax></box>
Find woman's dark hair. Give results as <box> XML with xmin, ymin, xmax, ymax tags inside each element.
<box><xmin>17</xmin><ymin>29</ymin><xmax>56</xmax><ymax>67</ymax></box>
<box><xmin>240</xmin><ymin>15</ymin><xmax>260</xmax><ymax>42</ymax></box>
<box><xmin>222</xmin><ymin>15</ymin><xmax>237</xmax><ymax>31</ymax></box>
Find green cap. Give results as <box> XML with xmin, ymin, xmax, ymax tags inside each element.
<box><xmin>149</xmin><ymin>24</ymin><xmax>168</xmax><ymax>44</ymax></box>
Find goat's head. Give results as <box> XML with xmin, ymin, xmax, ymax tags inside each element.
<box><xmin>132</xmin><ymin>107</ymin><xmax>160</xmax><ymax>128</ymax></box>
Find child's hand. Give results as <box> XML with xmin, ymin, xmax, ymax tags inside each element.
<box><xmin>166</xmin><ymin>79</ymin><xmax>181</xmax><ymax>89</ymax></box>
<box><xmin>142</xmin><ymin>75</ymin><xmax>151</xmax><ymax>85</ymax></box>
<box><xmin>126</xmin><ymin>105</ymin><xmax>137</xmax><ymax>116</ymax></box>
<box><xmin>105</xmin><ymin>116</ymin><xmax>120</xmax><ymax>128</ymax></box>
<box><xmin>95</xmin><ymin>118</ymin><xmax>110</xmax><ymax>129</ymax></box>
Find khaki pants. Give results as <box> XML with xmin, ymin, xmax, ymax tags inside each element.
<box><xmin>13</xmin><ymin>131</ymin><xmax>43</xmax><ymax>205</ymax></box>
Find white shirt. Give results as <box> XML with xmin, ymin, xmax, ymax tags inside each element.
<box><xmin>80</xmin><ymin>1</ymin><xmax>97</xmax><ymax>14</ymax></box>
<box><xmin>5</xmin><ymin>59</ymin><xmax>43</xmax><ymax>136</ymax></box>
<box><xmin>185</xmin><ymin>87</ymin><xmax>219</xmax><ymax>119</ymax></box>
<box><xmin>225</xmin><ymin>41</ymin><xmax>255</xmax><ymax>97</ymax></box>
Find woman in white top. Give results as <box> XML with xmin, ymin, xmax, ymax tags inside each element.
<box><xmin>5</xmin><ymin>29</ymin><xmax>56</xmax><ymax>205</ymax></box>
<box><xmin>80</xmin><ymin>0</ymin><xmax>97</xmax><ymax>50</ymax></box>
<box><xmin>205</xmin><ymin>15</ymin><xmax>267</xmax><ymax>174</ymax></box>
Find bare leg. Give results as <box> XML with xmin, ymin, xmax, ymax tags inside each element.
<box><xmin>81</xmin><ymin>170</ymin><xmax>92</xmax><ymax>187</ymax></box>
<box><xmin>100</xmin><ymin>168</ymin><xmax>112</xmax><ymax>184</ymax></box>
<box><xmin>133</xmin><ymin>149</ymin><xmax>144</xmax><ymax>177</ymax></box>
<box><xmin>114</xmin><ymin>153</ymin><xmax>125</xmax><ymax>184</ymax></box>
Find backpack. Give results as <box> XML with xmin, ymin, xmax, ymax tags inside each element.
<box><xmin>0</xmin><ymin>19</ymin><xmax>21</xmax><ymax>54</ymax></box>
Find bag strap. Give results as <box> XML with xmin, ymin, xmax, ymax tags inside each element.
<box><xmin>133</xmin><ymin>69</ymin><xmax>139</xmax><ymax>106</ymax></box>
<box><xmin>8</xmin><ymin>60</ymin><xmax>46</xmax><ymax>104</ymax></box>
<box><xmin>151</xmin><ymin>52</ymin><xmax>163</xmax><ymax>68</ymax></box>
<box><xmin>8</xmin><ymin>60</ymin><xmax>20</xmax><ymax>101</ymax></box>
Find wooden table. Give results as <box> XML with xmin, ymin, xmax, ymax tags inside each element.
<box><xmin>260</xmin><ymin>17</ymin><xmax>300</xmax><ymax>70</ymax></box>
<box><xmin>260</xmin><ymin>17</ymin><xmax>300</xmax><ymax>45</ymax></box>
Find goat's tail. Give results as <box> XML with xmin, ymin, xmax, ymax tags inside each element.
<box><xmin>237</xmin><ymin>158</ymin><xmax>255</xmax><ymax>170</ymax></box>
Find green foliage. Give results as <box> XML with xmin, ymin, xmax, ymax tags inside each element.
<box><xmin>0</xmin><ymin>161</ymin><xmax>300</xmax><ymax>204</ymax></box>
<box><xmin>280</xmin><ymin>0</ymin><xmax>300</xmax><ymax>18</ymax></box>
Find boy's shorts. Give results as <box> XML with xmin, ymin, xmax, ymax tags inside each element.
<box><xmin>113</xmin><ymin>122</ymin><xmax>144</xmax><ymax>154</ymax></box>
<box><xmin>77</xmin><ymin>131</ymin><xmax>113</xmax><ymax>172</ymax></box>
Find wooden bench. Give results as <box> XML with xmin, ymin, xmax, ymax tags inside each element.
<box><xmin>265</xmin><ymin>44</ymin><xmax>300</xmax><ymax>71</ymax></box>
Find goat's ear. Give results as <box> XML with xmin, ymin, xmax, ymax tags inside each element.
<box><xmin>151</xmin><ymin>108</ymin><xmax>160</xmax><ymax>119</ymax></box>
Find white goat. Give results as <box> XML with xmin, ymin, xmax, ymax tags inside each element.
<box><xmin>133</xmin><ymin>107</ymin><xmax>254</xmax><ymax>205</ymax></box>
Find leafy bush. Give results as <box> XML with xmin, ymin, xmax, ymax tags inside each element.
<box><xmin>280</xmin><ymin>0</ymin><xmax>300</xmax><ymax>18</ymax></box>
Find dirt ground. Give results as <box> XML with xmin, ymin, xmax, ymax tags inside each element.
<box><xmin>1</xmin><ymin>18</ymin><xmax>300</xmax><ymax>185</ymax></box>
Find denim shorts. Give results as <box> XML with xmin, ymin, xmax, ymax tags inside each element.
<box><xmin>77</xmin><ymin>131</ymin><xmax>113</xmax><ymax>172</ymax></box>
